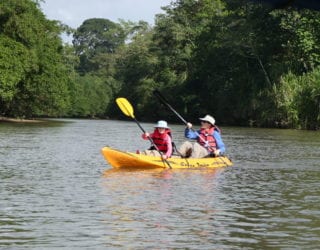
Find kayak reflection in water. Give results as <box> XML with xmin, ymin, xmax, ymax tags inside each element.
<box><xmin>178</xmin><ymin>115</ymin><xmax>226</xmax><ymax>158</ymax></box>
<box><xmin>139</xmin><ymin>120</ymin><xmax>173</xmax><ymax>160</ymax></box>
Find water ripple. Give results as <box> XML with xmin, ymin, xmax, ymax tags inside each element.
<box><xmin>0</xmin><ymin>120</ymin><xmax>319</xmax><ymax>249</ymax></box>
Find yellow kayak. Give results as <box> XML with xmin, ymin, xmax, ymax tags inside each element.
<box><xmin>101</xmin><ymin>146</ymin><xmax>233</xmax><ymax>169</ymax></box>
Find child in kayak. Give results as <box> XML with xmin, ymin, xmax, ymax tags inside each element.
<box><xmin>140</xmin><ymin>120</ymin><xmax>173</xmax><ymax>159</ymax></box>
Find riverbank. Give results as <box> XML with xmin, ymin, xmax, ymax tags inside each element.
<box><xmin>0</xmin><ymin>116</ymin><xmax>44</xmax><ymax>123</ymax></box>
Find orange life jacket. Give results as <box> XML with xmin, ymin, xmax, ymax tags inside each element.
<box><xmin>150</xmin><ymin>129</ymin><xmax>171</xmax><ymax>153</ymax></box>
<box><xmin>197</xmin><ymin>127</ymin><xmax>217</xmax><ymax>152</ymax></box>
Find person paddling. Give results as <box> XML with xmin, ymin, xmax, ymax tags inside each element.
<box><xmin>140</xmin><ymin>120</ymin><xmax>173</xmax><ymax>160</ymax></box>
<box><xmin>178</xmin><ymin>115</ymin><xmax>225</xmax><ymax>158</ymax></box>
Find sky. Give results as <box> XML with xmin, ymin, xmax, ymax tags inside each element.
<box><xmin>40</xmin><ymin>0</ymin><xmax>173</xmax><ymax>29</ymax></box>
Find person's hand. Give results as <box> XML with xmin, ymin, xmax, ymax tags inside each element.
<box><xmin>144</xmin><ymin>132</ymin><xmax>150</xmax><ymax>137</ymax></box>
<box><xmin>186</xmin><ymin>122</ymin><xmax>192</xmax><ymax>129</ymax></box>
<box><xmin>162</xmin><ymin>155</ymin><xmax>168</xmax><ymax>160</ymax></box>
<box><xmin>214</xmin><ymin>149</ymin><xmax>220</xmax><ymax>156</ymax></box>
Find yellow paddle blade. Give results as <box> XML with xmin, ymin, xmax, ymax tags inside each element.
<box><xmin>116</xmin><ymin>97</ymin><xmax>135</xmax><ymax>118</ymax></box>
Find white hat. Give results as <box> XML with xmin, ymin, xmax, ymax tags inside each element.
<box><xmin>154</xmin><ymin>120</ymin><xmax>169</xmax><ymax>128</ymax></box>
<box><xmin>199</xmin><ymin>115</ymin><xmax>215</xmax><ymax>125</ymax></box>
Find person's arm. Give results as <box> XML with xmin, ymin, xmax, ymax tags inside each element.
<box><xmin>164</xmin><ymin>135</ymin><xmax>173</xmax><ymax>158</ymax></box>
<box><xmin>142</xmin><ymin>132</ymin><xmax>152</xmax><ymax>140</ymax></box>
<box><xmin>184</xmin><ymin>125</ymin><xmax>198</xmax><ymax>139</ymax></box>
<box><xmin>184</xmin><ymin>122</ymin><xmax>198</xmax><ymax>139</ymax></box>
<box><xmin>213</xmin><ymin>130</ymin><xmax>225</xmax><ymax>155</ymax></box>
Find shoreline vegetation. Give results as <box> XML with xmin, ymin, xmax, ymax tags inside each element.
<box><xmin>1</xmin><ymin>1</ymin><xmax>320</xmax><ymax>130</ymax></box>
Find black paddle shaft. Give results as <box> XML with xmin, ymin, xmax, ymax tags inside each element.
<box><xmin>153</xmin><ymin>90</ymin><xmax>188</xmax><ymax>125</ymax></box>
<box><xmin>133</xmin><ymin>118</ymin><xmax>159</xmax><ymax>151</ymax></box>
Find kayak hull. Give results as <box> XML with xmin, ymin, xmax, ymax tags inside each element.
<box><xmin>101</xmin><ymin>146</ymin><xmax>233</xmax><ymax>169</ymax></box>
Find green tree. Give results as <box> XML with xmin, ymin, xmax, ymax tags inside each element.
<box><xmin>0</xmin><ymin>35</ymin><xmax>32</xmax><ymax>103</ymax></box>
<box><xmin>188</xmin><ymin>0</ymin><xmax>320</xmax><ymax>127</ymax></box>
<box><xmin>73</xmin><ymin>18</ymin><xmax>126</xmax><ymax>74</ymax></box>
<box><xmin>0</xmin><ymin>0</ymin><xmax>72</xmax><ymax>117</ymax></box>
<box><xmin>70</xmin><ymin>74</ymin><xmax>111</xmax><ymax>117</ymax></box>
<box><xmin>275</xmin><ymin>68</ymin><xmax>320</xmax><ymax>129</ymax></box>
<box><xmin>113</xmin><ymin>22</ymin><xmax>159</xmax><ymax>119</ymax></box>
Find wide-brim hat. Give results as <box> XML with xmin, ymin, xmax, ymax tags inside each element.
<box><xmin>199</xmin><ymin>115</ymin><xmax>215</xmax><ymax>125</ymax></box>
<box><xmin>154</xmin><ymin>120</ymin><xmax>169</xmax><ymax>128</ymax></box>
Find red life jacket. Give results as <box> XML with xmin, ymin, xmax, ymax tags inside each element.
<box><xmin>197</xmin><ymin>127</ymin><xmax>217</xmax><ymax>152</ymax></box>
<box><xmin>151</xmin><ymin>129</ymin><xmax>171</xmax><ymax>153</ymax></box>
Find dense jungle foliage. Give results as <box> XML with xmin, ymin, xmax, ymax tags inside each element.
<box><xmin>1</xmin><ymin>0</ymin><xmax>320</xmax><ymax>129</ymax></box>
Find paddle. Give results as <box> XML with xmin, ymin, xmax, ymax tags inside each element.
<box><xmin>153</xmin><ymin>90</ymin><xmax>188</xmax><ymax>125</ymax></box>
<box><xmin>115</xmin><ymin>97</ymin><xmax>172</xmax><ymax>169</ymax></box>
<box><xmin>153</xmin><ymin>90</ymin><xmax>220</xmax><ymax>156</ymax></box>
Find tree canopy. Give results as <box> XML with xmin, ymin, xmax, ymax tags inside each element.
<box><xmin>0</xmin><ymin>0</ymin><xmax>72</xmax><ymax>117</ymax></box>
<box><xmin>1</xmin><ymin>0</ymin><xmax>320</xmax><ymax>129</ymax></box>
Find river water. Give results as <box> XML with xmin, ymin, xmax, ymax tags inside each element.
<box><xmin>0</xmin><ymin>119</ymin><xmax>319</xmax><ymax>249</ymax></box>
